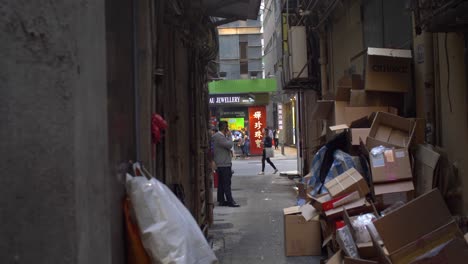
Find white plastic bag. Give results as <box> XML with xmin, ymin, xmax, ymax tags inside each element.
<box><xmin>126</xmin><ymin>175</ymin><xmax>218</xmax><ymax>264</ymax></box>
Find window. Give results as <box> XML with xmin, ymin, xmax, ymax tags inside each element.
<box><xmin>239</xmin><ymin>41</ymin><xmax>248</xmax><ymax>60</ymax></box>
<box><xmin>240</xmin><ymin>61</ymin><xmax>248</xmax><ymax>75</ymax></box>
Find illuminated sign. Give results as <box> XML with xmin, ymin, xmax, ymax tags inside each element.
<box><xmin>209</xmin><ymin>96</ymin><xmax>240</xmax><ymax>104</ymax></box>
<box><xmin>248</xmin><ymin>106</ymin><xmax>266</xmax><ymax>155</ymax></box>
<box><xmin>209</xmin><ymin>95</ymin><xmax>255</xmax><ymax>105</ymax></box>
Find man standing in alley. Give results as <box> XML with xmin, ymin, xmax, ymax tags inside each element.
<box><xmin>213</xmin><ymin>121</ymin><xmax>240</xmax><ymax>207</ymax></box>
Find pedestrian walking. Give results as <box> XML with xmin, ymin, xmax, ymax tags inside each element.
<box><xmin>258</xmin><ymin>128</ymin><xmax>278</xmax><ymax>175</ymax></box>
<box><xmin>273</xmin><ymin>128</ymin><xmax>279</xmax><ymax>150</ymax></box>
<box><xmin>212</xmin><ymin>121</ymin><xmax>240</xmax><ymax>207</ymax></box>
<box><xmin>242</xmin><ymin>134</ymin><xmax>250</xmax><ymax>159</ymax></box>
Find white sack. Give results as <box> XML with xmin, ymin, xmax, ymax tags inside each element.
<box><xmin>126</xmin><ymin>176</ymin><xmax>218</xmax><ymax>264</ymax></box>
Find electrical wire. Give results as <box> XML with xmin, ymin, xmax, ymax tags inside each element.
<box><xmin>445</xmin><ymin>33</ymin><xmax>453</xmax><ymax>113</ymax></box>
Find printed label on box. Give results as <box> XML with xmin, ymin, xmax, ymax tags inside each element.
<box><xmin>372</xmin><ymin>153</ymin><xmax>385</xmax><ymax>168</ymax></box>
<box><xmin>395</xmin><ymin>150</ymin><xmax>405</xmax><ymax>158</ymax></box>
<box><xmin>384</xmin><ymin>150</ymin><xmax>395</xmax><ymax>162</ymax></box>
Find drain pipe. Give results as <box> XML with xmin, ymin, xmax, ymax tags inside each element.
<box><xmin>319</xmin><ymin>32</ymin><xmax>328</xmax><ymax>97</ymax></box>
<box><xmin>132</xmin><ymin>0</ymin><xmax>141</xmax><ymax>160</ymax></box>
<box><xmin>423</xmin><ymin>31</ymin><xmax>434</xmax><ymax>144</ymax></box>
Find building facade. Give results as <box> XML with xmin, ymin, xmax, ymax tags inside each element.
<box><xmin>210</xmin><ymin>17</ymin><xmax>278</xmax><ymax>155</ymax></box>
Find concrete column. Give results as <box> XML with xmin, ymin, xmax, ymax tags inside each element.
<box><xmin>0</xmin><ymin>1</ymin><xmax>112</xmax><ymax>263</ymax></box>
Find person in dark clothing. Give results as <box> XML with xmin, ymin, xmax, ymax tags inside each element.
<box><xmin>273</xmin><ymin>128</ymin><xmax>279</xmax><ymax>150</ymax></box>
<box><xmin>258</xmin><ymin>128</ymin><xmax>278</xmax><ymax>175</ymax></box>
<box><xmin>212</xmin><ymin>121</ymin><xmax>240</xmax><ymax>207</ymax></box>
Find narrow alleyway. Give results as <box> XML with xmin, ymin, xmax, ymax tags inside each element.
<box><xmin>209</xmin><ymin>149</ymin><xmax>321</xmax><ymax>264</ymax></box>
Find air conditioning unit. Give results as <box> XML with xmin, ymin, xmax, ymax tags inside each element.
<box><xmin>288</xmin><ymin>26</ymin><xmax>308</xmax><ymax>80</ymax></box>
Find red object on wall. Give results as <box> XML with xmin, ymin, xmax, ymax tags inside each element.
<box><xmin>248</xmin><ymin>106</ymin><xmax>267</xmax><ymax>155</ymax></box>
<box><xmin>151</xmin><ymin>113</ymin><xmax>168</xmax><ymax>144</ymax></box>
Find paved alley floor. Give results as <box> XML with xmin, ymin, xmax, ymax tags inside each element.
<box><xmin>209</xmin><ymin>158</ymin><xmax>321</xmax><ymax>264</ymax></box>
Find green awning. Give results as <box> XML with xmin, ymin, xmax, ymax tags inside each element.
<box><xmin>208</xmin><ymin>78</ymin><xmax>277</xmax><ymax>94</ymax></box>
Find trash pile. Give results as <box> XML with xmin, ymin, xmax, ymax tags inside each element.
<box><xmin>283</xmin><ymin>48</ymin><xmax>468</xmax><ymax>263</ymax></box>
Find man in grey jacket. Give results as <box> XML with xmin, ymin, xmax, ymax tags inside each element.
<box><xmin>212</xmin><ymin>121</ymin><xmax>240</xmax><ymax>207</ymax></box>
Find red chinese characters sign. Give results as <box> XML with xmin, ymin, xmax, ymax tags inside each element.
<box><xmin>248</xmin><ymin>106</ymin><xmax>266</xmax><ymax>155</ymax></box>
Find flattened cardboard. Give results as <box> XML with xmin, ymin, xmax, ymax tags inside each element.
<box><xmin>310</xmin><ymin>193</ymin><xmax>332</xmax><ymax>212</ymax></box>
<box><xmin>369</xmin><ymin>148</ymin><xmax>413</xmax><ymax>183</ymax></box>
<box><xmin>338</xmin><ymin>74</ymin><xmax>364</xmax><ymax>89</ymax></box>
<box><xmin>410</xmin><ymin>238</ymin><xmax>468</xmax><ymax>264</ymax></box>
<box><xmin>330</xmin><ymin>124</ymin><xmax>350</xmax><ymax>131</ymax></box>
<box><xmin>344</xmin><ymin>106</ymin><xmax>396</xmax><ymax>127</ymax></box>
<box><xmin>325</xmin><ymin>168</ymin><xmax>370</xmax><ymax>198</ymax></box>
<box><xmin>312</xmin><ymin>100</ymin><xmax>335</xmax><ymax>120</ymax></box>
<box><xmin>336</xmin><ymin>75</ymin><xmax>364</xmax><ymax>102</ymax></box>
<box><xmin>284</xmin><ymin>213</ymin><xmax>322</xmax><ymax>256</ymax></box>
<box><xmin>336</xmin><ymin>85</ymin><xmax>352</xmax><ymax>102</ymax></box>
<box><xmin>349</xmin><ymin>90</ymin><xmax>404</xmax><ymax>108</ymax></box>
<box><xmin>365</xmin><ymin>48</ymin><xmax>412</xmax><ymax>93</ymax></box>
<box><xmin>414</xmin><ymin>144</ymin><xmax>440</xmax><ymax>196</ymax></box>
<box><xmin>390</xmin><ymin>221</ymin><xmax>463</xmax><ymax>264</ymax></box>
<box><xmin>367</xmin><ymin>226</ymin><xmax>392</xmax><ymax>264</ymax></box>
<box><xmin>326</xmin><ymin>250</ymin><xmax>343</xmax><ymax>264</ymax></box>
<box><xmin>373</xmin><ymin>189</ymin><xmax>454</xmax><ymax>254</ymax></box>
<box><xmin>344</xmin><ymin>257</ymin><xmax>378</xmax><ymax>264</ymax></box>
<box><xmin>283</xmin><ymin>206</ymin><xmax>301</xmax><ymax>215</ymax></box>
<box><xmin>366</xmin><ymin>112</ymin><xmax>416</xmax><ymax>149</ymax></box>
<box><xmin>300</xmin><ymin>204</ymin><xmax>318</xmax><ymax>221</ymax></box>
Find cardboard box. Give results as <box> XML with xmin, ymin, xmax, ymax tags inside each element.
<box><xmin>326</xmin><ymin>251</ymin><xmax>378</xmax><ymax>264</ymax></box>
<box><xmin>408</xmin><ymin>118</ymin><xmax>426</xmax><ymax>145</ymax></box>
<box><xmin>336</xmin><ymin>74</ymin><xmax>364</xmax><ymax>101</ymax></box>
<box><xmin>283</xmin><ymin>206</ymin><xmax>321</xmax><ymax>256</ymax></box>
<box><xmin>312</xmin><ymin>101</ymin><xmax>397</xmax><ymax>127</ymax></box>
<box><xmin>350</xmin><ymin>128</ymin><xmax>371</xmax><ymax>146</ymax></box>
<box><xmin>349</xmin><ymin>90</ymin><xmax>404</xmax><ymax>109</ymax></box>
<box><xmin>325</xmin><ymin>198</ymin><xmax>370</xmax><ymax>219</ymax></box>
<box><xmin>369</xmin><ymin>148</ymin><xmax>413</xmax><ymax>183</ymax></box>
<box><xmin>373</xmin><ymin>189</ymin><xmax>463</xmax><ymax>263</ymax></box>
<box><xmin>365</xmin><ymin>48</ymin><xmax>412</xmax><ymax>93</ymax></box>
<box><xmin>374</xmin><ymin>181</ymin><xmax>414</xmax><ymax>208</ymax></box>
<box><xmin>414</xmin><ymin>144</ymin><xmax>440</xmax><ymax>196</ymax></box>
<box><xmin>366</xmin><ymin>112</ymin><xmax>416</xmax><ymax>150</ymax></box>
<box><xmin>325</xmin><ymin>168</ymin><xmax>370</xmax><ymax>198</ymax></box>
<box><xmin>344</xmin><ymin>106</ymin><xmax>397</xmax><ymax>128</ymax></box>
<box><xmin>311</xmin><ymin>192</ymin><xmax>362</xmax><ymax>213</ymax></box>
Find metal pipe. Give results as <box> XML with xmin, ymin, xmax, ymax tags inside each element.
<box><xmin>319</xmin><ymin>32</ymin><xmax>328</xmax><ymax>97</ymax></box>
<box><xmin>132</xmin><ymin>0</ymin><xmax>141</xmax><ymax>160</ymax></box>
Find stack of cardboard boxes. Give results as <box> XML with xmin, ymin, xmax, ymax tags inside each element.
<box><xmin>282</xmin><ymin>48</ymin><xmax>468</xmax><ymax>262</ymax></box>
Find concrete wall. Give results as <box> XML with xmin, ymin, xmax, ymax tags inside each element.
<box><xmin>435</xmin><ymin>33</ymin><xmax>468</xmax><ymax>214</ymax></box>
<box><xmin>363</xmin><ymin>0</ymin><xmax>412</xmax><ymax>49</ymax></box>
<box><xmin>0</xmin><ymin>1</ymin><xmax>112</xmax><ymax>263</ymax></box>
<box><xmin>105</xmin><ymin>0</ymin><xmax>136</xmax><ymax>263</ymax></box>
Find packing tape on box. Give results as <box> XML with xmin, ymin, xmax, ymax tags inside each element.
<box><xmin>334</xmin><ymin>170</ymin><xmax>358</xmax><ymax>191</ymax></box>
<box><xmin>344</xmin><ymin>170</ymin><xmax>365</xmax><ymax>196</ymax></box>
